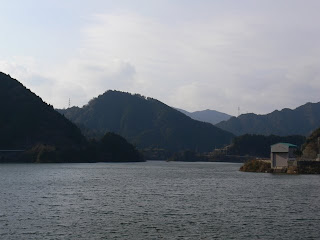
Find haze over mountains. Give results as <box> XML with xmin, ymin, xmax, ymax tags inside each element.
<box><xmin>2</xmin><ymin>69</ymin><xmax>320</xmax><ymax>162</ymax></box>
<box><xmin>176</xmin><ymin>108</ymin><xmax>232</xmax><ymax>125</ymax></box>
<box><xmin>58</xmin><ymin>91</ymin><xmax>234</xmax><ymax>152</ymax></box>
<box><xmin>216</xmin><ymin>102</ymin><xmax>320</xmax><ymax>136</ymax></box>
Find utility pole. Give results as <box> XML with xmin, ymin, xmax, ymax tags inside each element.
<box><xmin>68</xmin><ymin>98</ymin><xmax>71</xmax><ymax>108</ymax></box>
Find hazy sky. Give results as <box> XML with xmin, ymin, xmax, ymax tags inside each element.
<box><xmin>1</xmin><ymin>0</ymin><xmax>320</xmax><ymax>115</ymax></box>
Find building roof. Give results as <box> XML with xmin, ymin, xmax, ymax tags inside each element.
<box><xmin>271</xmin><ymin>143</ymin><xmax>297</xmax><ymax>148</ymax></box>
<box><xmin>271</xmin><ymin>143</ymin><xmax>298</xmax><ymax>153</ymax></box>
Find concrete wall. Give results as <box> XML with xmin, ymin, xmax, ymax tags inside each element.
<box><xmin>272</xmin><ymin>152</ymin><xmax>288</xmax><ymax>167</ymax></box>
<box><xmin>271</xmin><ymin>144</ymin><xmax>297</xmax><ymax>168</ymax></box>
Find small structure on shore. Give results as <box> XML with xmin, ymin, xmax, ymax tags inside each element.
<box><xmin>240</xmin><ymin>142</ymin><xmax>320</xmax><ymax>174</ymax></box>
<box><xmin>271</xmin><ymin>143</ymin><xmax>297</xmax><ymax>168</ymax></box>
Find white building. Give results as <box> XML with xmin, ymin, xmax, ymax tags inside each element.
<box><xmin>271</xmin><ymin>143</ymin><xmax>297</xmax><ymax>168</ymax></box>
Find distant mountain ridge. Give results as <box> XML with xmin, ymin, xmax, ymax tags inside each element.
<box><xmin>216</xmin><ymin>102</ymin><xmax>320</xmax><ymax>136</ymax></box>
<box><xmin>58</xmin><ymin>91</ymin><xmax>234</xmax><ymax>152</ymax></box>
<box><xmin>0</xmin><ymin>72</ymin><xmax>143</xmax><ymax>163</ymax></box>
<box><xmin>176</xmin><ymin>108</ymin><xmax>232</xmax><ymax>125</ymax></box>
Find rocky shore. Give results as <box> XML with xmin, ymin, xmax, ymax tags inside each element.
<box><xmin>240</xmin><ymin>159</ymin><xmax>320</xmax><ymax>174</ymax></box>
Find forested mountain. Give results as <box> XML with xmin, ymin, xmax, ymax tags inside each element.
<box><xmin>0</xmin><ymin>72</ymin><xmax>85</xmax><ymax>149</ymax></box>
<box><xmin>0</xmin><ymin>72</ymin><xmax>142</xmax><ymax>163</ymax></box>
<box><xmin>176</xmin><ymin>108</ymin><xmax>232</xmax><ymax>125</ymax></box>
<box><xmin>58</xmin><ymin>91</ymin><xmax>234</xmax><ymax>152</ymax></box>
<box><xmin>228</xmin><ymin>134</ymin><xmax>306</xmax><ymax>158</ymax></box>
<box><xmin>216</xmin><ymin>102</ymin><xmax>320</xmax><ymax>136</ymax></box>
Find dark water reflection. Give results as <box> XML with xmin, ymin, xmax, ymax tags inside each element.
<box><xmin>0</xmin><ymin>162</ymin><xmax>319</xmax><ymax>239</ymax></box>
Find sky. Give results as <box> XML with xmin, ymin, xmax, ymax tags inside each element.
<box><xmin>1</xmin><ymin>0</ymin><xmax>320</xmax><ymax>115</ymax></box>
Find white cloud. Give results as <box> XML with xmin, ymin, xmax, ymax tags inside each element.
<box><xmin>1</xmin><ymin>2</ymin><xmax>320</xmax><ymax>115</ymax></box>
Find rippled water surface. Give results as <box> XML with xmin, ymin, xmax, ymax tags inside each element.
<box><xmin>0</xmin><ymin>161</ymin><xmax>319</xmax><ymax>239</ymax></box>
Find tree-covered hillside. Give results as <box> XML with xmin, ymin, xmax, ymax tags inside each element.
<box><xmin>58</xmin><ymin>90</ymin><xmax>234</xmax><ymax>152</ymax></box>
<box><xmin>228</xmin><ymin>134</ymin><xmax>306</xmax><ymax>158</ymax></box>
<box><xmin>0</xmin><ymin>72</ymin><xmax>85</xmax><ymax>149</ymax></box>
<box><xmin>216</xmin><ymin>102</ymin><xmax>320</xmax><ymax>136</ymax></box>
<box><xmin>0</xmin><ymin>72</ymin><xmax>143</xmax><ymax>163</ymax></box>
<box><xmin>302</xmin><ymin>127</ymin><xmax>320</xmax><ymax>159</ymax></box>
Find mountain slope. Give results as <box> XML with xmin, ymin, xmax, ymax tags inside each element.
<box><xmin>176</xmin><ymin>108</ymin><xmax>232</xmax><ymax>125</ymax></box>
<box><xmin>0</xmin><ymin>72</ymin><xmax>85</xmax><ymax>149</ymax></box>
<box><xmin>216</xmin><ymin>102</ymin><xmax>320</xmax><ymax>136</ymax></box>
<box><xmin>58</xmin><ymin>91</ymin><xmax>234</xmax><ymax>152</ymax></box>
<box><xmin>0</xmin><ymin>72</ymin><xmax>143</xmax><ymax>163</ymax></box>
<box><xmin>302</xmin><ymin>127</ymin><xmax>320</xmax><ymax>159</ymax></box>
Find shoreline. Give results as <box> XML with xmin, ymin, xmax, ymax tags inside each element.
<box><xmin>240</xmin><ymin>159</ymin><xmax>320</xmax><ymax>174</ymax></box>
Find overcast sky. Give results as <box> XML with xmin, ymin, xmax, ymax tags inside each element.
<box><xmin>1</xmin><ymin>0</ymin><xmax>320</xmax><ymax>115</ymax></box>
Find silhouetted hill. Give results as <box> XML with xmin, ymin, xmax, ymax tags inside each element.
<box><xmin>96</xmin><ymin>132</ymin><xmax>143</xmax><ymax>162</ymax></box>
<box><xmin>176</xmin><ymin>108</ymin><xmax>232</xmax><ymax>125</ymax></box>
<box><xmin>58</xmin><ymin>91</ymin><xmax>234</xmax><ymax>152</ymax></box>
<box><xmin>0</xmin><ymin>72</ymin><xmax>85</xmax><ymax>149</ymax></box>
<box><xmin>216</xmin><ymin>102</ymin><xmax>320</xmax><ymax>136</ymax></box>
<box><xmin>0</xmin><ymin>72</ymin><xmax>143</xmax><ymax>163</ymax></box>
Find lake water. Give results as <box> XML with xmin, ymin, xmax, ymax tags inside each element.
<box><xmin>0</xmin><ymin>161</ymin><xmax>319</xmax><ymax>239</ymax></box>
